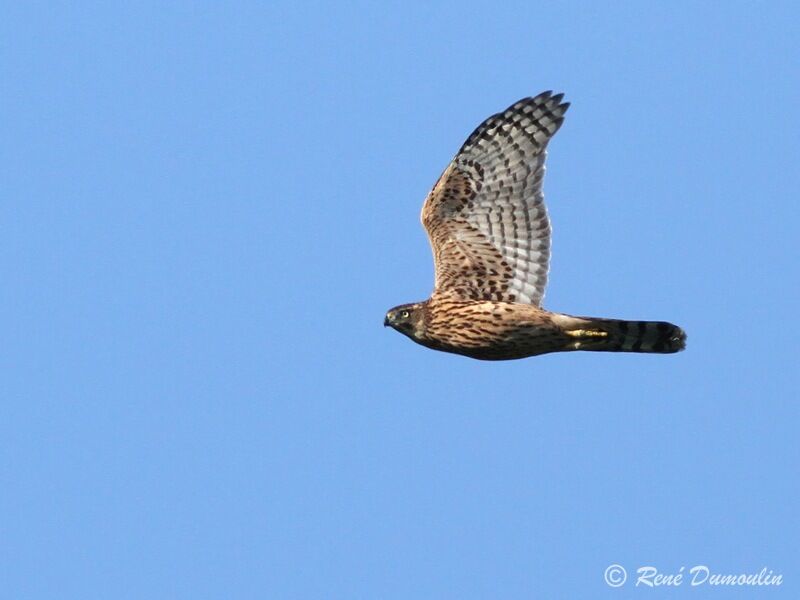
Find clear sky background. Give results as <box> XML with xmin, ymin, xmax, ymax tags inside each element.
<box><xmin>2</xmin><ymin>2</ymin><xmax>798</xmax><ymax>598</ymax></box>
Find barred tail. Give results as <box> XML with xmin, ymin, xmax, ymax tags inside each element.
<box><xmin>561</xmin><ymin>316</ymin><xmax>687</xmax><ymax>354</ymax></box>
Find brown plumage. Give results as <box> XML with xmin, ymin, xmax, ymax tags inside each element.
<box><xmin>385</xmin><ymin>91</ymin><xmax>686</xmax><ymax>360</ymax></box>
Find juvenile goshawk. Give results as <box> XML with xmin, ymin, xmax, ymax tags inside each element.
<box><xmin>384</xmin><ymin>91</ymin><xmax>686</xmax><ymax>360</ymax></box>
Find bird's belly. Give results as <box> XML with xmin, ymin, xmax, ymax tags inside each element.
<box><xmin>422</xmin><ymin>303</ymin><xmax>567</xmax><ymax>360</ymax></box>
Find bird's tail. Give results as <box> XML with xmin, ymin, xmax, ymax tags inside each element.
<box><xmin>559</xmin><ymin>315</ymin><xmax>686</xmax><ymax>354</ymax></box>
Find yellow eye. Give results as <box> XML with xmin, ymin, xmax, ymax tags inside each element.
<box><xmin>401</xmin><ymin>310</ymin><xmax>410</xmax><ymax>318</ymax></box>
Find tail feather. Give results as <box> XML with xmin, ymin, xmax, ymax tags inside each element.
<box><xmin>563</xmin><ymin>317</ymin><xmax>686</xmax><ymax>354</ymax></box>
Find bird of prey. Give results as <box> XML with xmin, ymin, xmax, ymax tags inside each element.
<box><xmin>384</xmin><ymin>91</ymin><xmax>686</xmax><ymax>360</ymax></box>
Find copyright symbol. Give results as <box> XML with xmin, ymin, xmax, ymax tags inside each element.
<box><xmin>604</xmin><ymin>564</ymin><xmax>627</xmax><ymax>587</ymax></box>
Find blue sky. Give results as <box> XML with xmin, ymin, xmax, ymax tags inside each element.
<box><xmin>2</xmin><ymin>2</ymin><xmax>798</xmax><ymax>598</ymax></box>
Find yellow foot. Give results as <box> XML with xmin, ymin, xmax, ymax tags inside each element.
<box><xmin>565</xmin><ymin>329</ymin><xmax>608</xmax><ymax>338</ymax></box>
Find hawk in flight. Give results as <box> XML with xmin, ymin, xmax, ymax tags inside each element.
<box><xmin>385</xmin><ymin>91</ymin><xmax>686</xmax><ymax>360</ymax></box>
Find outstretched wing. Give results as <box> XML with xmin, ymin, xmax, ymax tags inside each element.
<box><xmin>421</xmin><ymin>91</ymin><xmax>569</xmax><ymax>306</ymax></box>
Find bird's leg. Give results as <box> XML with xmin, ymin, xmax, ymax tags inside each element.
<box><xmin>564</xmin><ymin>329</ymin><xmax>608</xmax><ymax>338</ymax></box>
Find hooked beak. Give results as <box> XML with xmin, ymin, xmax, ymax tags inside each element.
<box><xmin>384</xmin><ymin>315</ymin><xmax>391</xmax><ymax>327</ymax></box>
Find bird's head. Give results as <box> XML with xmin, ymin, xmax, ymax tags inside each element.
<box><xmin>384</xmin><ymin>303</ymin><xmax>425</xmax><ymax>338</ymax></box>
